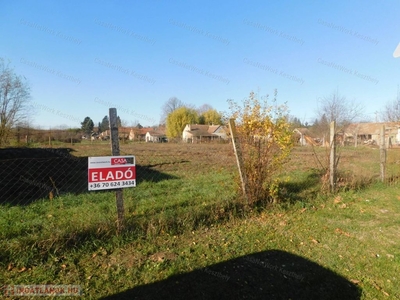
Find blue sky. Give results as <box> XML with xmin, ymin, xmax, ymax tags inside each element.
<box><xmin>1</xmin><ymin>0</ymin><xmax>399</xmax><ymax>129</ymax></box>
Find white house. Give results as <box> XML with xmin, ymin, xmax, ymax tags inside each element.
<box><xmin>145</xmin><ymin>130</ymin><xmax>167</xmax><ymax>142</ymax></box>
<box><xmin>182</xmin><ymin>124</ymin><xmax>228</xmax><ymax>143</ymax></box>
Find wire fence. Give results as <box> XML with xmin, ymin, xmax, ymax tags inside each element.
<box><xmin>381</xmin><ymin>147</ymin><xmax>400</xmax><ymax>184</ymax></box>
<box><xmin>1</xmin><ymin>138</ymin><xmax>400</xmax><ymax>206</ymax></box>
<box><xmin>0</xmin><ymin>141</ymin><xmax>237</xmax><ymax>206</ymax></box>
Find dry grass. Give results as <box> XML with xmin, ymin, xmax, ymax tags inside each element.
<box><xmin>2</xmin><ymin>141</ymin><xmax>400</xmax><ymax>299</ymax></box>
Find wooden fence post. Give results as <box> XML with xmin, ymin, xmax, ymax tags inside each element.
<box><xmin>110</xmin><ymin>108</ymin><xmax>124</xmax><ymax>232</ymax></box>
<box><xmin>380</xmin><ymin>125</ymin><xmax>386</xmax><ymax>182</ymax></box>
<box><xmin>354</xmin><ymin>129</ymin><xmax>358</xmax><ymax>147</ymax></box>
<box><xmin>330</xmin><ymin>121</ymin><xmax>336</xmax><ymax>193</ymax></box>
<box><xmin>228</xmin><ymin>118</ymin><xmax>249</xmax><ymax>204</ymax></box>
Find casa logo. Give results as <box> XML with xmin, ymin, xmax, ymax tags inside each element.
<box><xmin>111</xmin><ymin>157</ymin><xmax>134</xmax><ymax>165</ymax></box>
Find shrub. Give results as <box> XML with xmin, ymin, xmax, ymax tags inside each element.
<box><xmin>228</xmin><ymin>90</ymin><xmax>293</xmax><ymax>205</ymax></box>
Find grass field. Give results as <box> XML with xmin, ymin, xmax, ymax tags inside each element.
<box><xmin>1</xmin><ymin>142</ymin><xmax>400</xmax><ymax>299</ymax></box>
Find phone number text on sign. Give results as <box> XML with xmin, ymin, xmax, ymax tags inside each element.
<box><xmin>89</xmin><ymin>180</ymin><xmax>136</xmax><ymax>190</ymax></box>
<box><xmin>88</xmin><ymin>156</ymin><xmax>136</xmax><ymax>191</ymax></box>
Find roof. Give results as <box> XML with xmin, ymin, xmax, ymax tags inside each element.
<box><xmin>293</xmin><ymin>127</ymin><xmax>319</xmax><ymax>138</ymax></box>
<box><xmin>344</xmin><ymin>122</ymin><xmax>400</xmax><ymax>136</ymax></box>
<box><xmin>146</xmin><ymin>130</ymin><xmax>166</xmax><ymax>137</ymax></box>
<box><xmin>184</xmin><ymin>124</ymin><xmax>223</xmax><ymax>137</ymax></box>
<box><xmin>118</xmin><ymin>127</ymin><xmax>133</xmax><ymax>134</ymax></box>
<box><xmin>293</xmin><ymin>128</ymin><xmax>311</xmax><ymax>135</ymax></box>
<box><xmin>135</xmin><ymin>128</ymin><xmax>152</xmax><ymax>135</ymax></box>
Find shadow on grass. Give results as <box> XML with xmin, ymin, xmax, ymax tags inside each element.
<box><xmin>279</xmin><ymin>171</ymin><xmax>323</xmax><ymax>204</ymax></box>
<box><xmin>100</xmin><ymin>249</ymin><xmax>361</xmax><ymax>300</ymax></box>
<box><xmin>275</xmin><ymin>168</ymin><xmax>378</xmax><ymax>206</ymax></box>
<box><xmin>0</xmin><ymin>147</ymin><xmax>177</xmax><ymax>206</ymax></box>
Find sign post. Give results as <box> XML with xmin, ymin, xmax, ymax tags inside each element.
<box><xmin>110</xmin><ymin>108</ymin><xmax>124</xmax><ymax>232</ymax></box>
<box><xmin>88</xmin><ymin>108</ymin><xmax>136</xmax><ymax>232</ymax></box>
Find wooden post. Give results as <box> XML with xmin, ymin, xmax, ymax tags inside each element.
<box><xmin>380</xmin><ymin>125</ymin><xmax>386</xmax><ymax>182</ymax></box>
<box><xmin>228</xmin><ymin>119</ymin><xmax>249</xmax><ymax>203</ymax></box>
<box><xmin>16</xmin><ymin>126</ymin><xmax>20</xmax><ymax>145</ymax></box>
<box><xmin>329</xmin><ymin>121</ymin><xmax>336</xmax><ymax>193</ymax></box>
<box><xmin>110</xmin><ymin>108</ymin><xmax>124</xmax><ymax>232</ymax></box>
<box><xmin>354</xmin><ymin>129</ymin><xmax>358</xmax><ymax>147</ymax></box>
<box><xmin>49</xmin><ymin>129</ymin><xmax>52</xmax><ymax>147</ymax></box>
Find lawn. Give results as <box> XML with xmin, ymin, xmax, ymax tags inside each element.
<box><xmin>1</xmin><ymin>142</ymin><xmax>399</xmax><ymax>299</ymax></box>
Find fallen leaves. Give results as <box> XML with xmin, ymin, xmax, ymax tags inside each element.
<box><xmin>333</xmin><ymin>196</ymin><xmax>348</xmax><ymax>208</ymax></box>
<box><xmin>148</xmin><ymin>252</ymin><xmax>177</xmax><ymax>262</ymax></box>
<box><xmin>371</xmin><ymin>281</ymin><xmax>390</xmax><ymax>297</ymax></box>
<box><xmin>334</xmin><ymin>196</ymin><xmax>342</xmax><ymax>204</ymax></box>
<box><xmin>335</xmin><ymin>228</ymin><xmax>351</xmax><ymax>237</ymax></box>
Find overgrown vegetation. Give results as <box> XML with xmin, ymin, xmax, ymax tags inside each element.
<box><xmin>1</xmin><ymin>143</ymin><xmax>400</xmax><ymax>299</ymax></box>
<box><xmin>228</xmin><ymin>90</ymin><xmax>294</xmax><ymax>205</ymax></box>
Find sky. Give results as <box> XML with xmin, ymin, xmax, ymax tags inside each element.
<box><xmin>1</xmin><ymin>0</ymin><xmax>399</xmax><ymax>129</ymax></box>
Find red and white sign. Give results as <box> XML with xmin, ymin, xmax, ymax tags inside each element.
<box><xmin>88</xmin><ymin>156</ymin><xmax>136</xmax><ymax>191</ymax></box>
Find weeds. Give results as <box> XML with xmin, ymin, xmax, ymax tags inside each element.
<box><xmin>1</xmin><ymin>143</ymin><xmax>400</xmax><ymax>298</ymax></box>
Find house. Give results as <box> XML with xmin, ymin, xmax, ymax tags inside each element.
<box><xmin>145</xmin><ymin>130</ymin><xmax>167</xmax><ymax>142</ymax></box>
<box><xmin>99</xmin><ymin>130</ymin><xmax>110</xmax><ymax>140</ymax></box>
<box><xmin>293</xmin><ymin>128</ymin><xmax>320</xmax><ymax>146</ymax></box>
<box><xmin>344</xmin><ymin>122</ymin><xmax>400</xmax><ymax>146</ymax></box>
<box><xmin>98</xmin><ymin>127</ymin><xmax>136</xmax><ymax>141</ymax></box>
<box><xmin>91</xmin><ymin>132</ymin><xmax>100</xmax><ymax>141</ymax></box>
<box><xmin>129</xmin><ymin>128</ymin><xmax>154</xmax><ymax>141</ymax></box>
<box><xmin>118</xmin><ymin>127</ymin><xmax>131</xmax><ymax>141</ymax></box>
<box><xmin>130</xmin><ymin>128</ymin><xmax>147</xmax><ymax>141</ymax></box>
<box><xmin>182</xmin><ymin>124</ymin><xmax>228</xmax><ymax>143</ymax></box>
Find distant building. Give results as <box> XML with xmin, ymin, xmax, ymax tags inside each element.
<box><xmin>344</xmin><ymin>122</ymin><xmax>400</xmax><ymax>146</ymax></box>
<box><xmin>182</xmin><ymin>124</ymin><xmax>228</xmax><ymax>143</ymax></box>
<box><xmin>145</xmin><ymin>130</ymin><xmax>167</xmax><ymax>142</ymax></box>
<box><xmin>293</xmin><ymin>128</ymin><xmax>319</xmax><ymax>146</ymax></box>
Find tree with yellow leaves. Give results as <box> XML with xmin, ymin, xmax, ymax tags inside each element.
<box><xmin>228</xmin><ymin>90</ymin><xmax>293</xmax><ymax>204</ymax></box>
<box><xmin>166</xmin><ymin>106</ymin><xmax>198</xmax><ymax>139</ymax></box>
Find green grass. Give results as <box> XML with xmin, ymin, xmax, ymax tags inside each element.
<box><xmin>1</xmin><ymin>144</ymin><xmax>400</xmax><ymax>299</ymax></box>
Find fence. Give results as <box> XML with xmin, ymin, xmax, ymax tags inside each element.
<box><xmin>0</xmin><ymin>141</ymin><xmax>237</xmax><ymax>206</ymax></box>
<box><xmin>1</xmin><ymin>130</ymin><xmax>400</xmax><ymax>205</ymax></box>
<box><xmin>8</xmin><ymin>127</ymin><xmax>83</xmax><ymax>146</ymax></box>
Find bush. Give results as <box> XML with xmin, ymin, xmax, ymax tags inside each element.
<box><xmin>228</xmin><ymin>90</ymin><xmax>293</xmax><ymax>205</ymax></box>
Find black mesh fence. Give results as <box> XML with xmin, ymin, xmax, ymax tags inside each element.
<box><xmin>2</xmin><ymin>139</ymin><xmax>400</xmax><ymax>206</ymax></box>
<box><xmin>0</xmin><ymin>141</ymin><xmax>237</xmax><ymax>206</ymax></box>
<box><xmin>0</xmin><ymin>148</ymin><xmax>87</xmax><ymax>205</ymax></box>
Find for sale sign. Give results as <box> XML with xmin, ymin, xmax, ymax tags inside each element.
<box><xmin>88</xmin><ymin>156</ymin><xmax>136</xmax><ymax>191</ymax></box>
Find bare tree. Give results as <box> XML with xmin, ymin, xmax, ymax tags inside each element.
<box><xmin>316</xmin><ymin>89</ymin><xmax>364</xmax><ymax>131</ymax></box>
<box><xmin>0</xmin><ymin>59</ymin><xmax>31</xmax><ymax>145</ymax></box>
<box><xmin>314</xmin><ymin>90</ymin><xmax>364</xmax><ymax>191</ymax></box>
<box><xmin>197</xmin><ymin>103</ymin><xmax>213</xmax><ymax>115</ymax></box>
<box><xmin>381</xmin><ymin>88</ymin><xmax>400</xmax><ymax>122</ymax></box>
<box><xmin>160</xmin><ymin>97</ymin><xmax>184</xmax><ymax>124</ymax></box>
